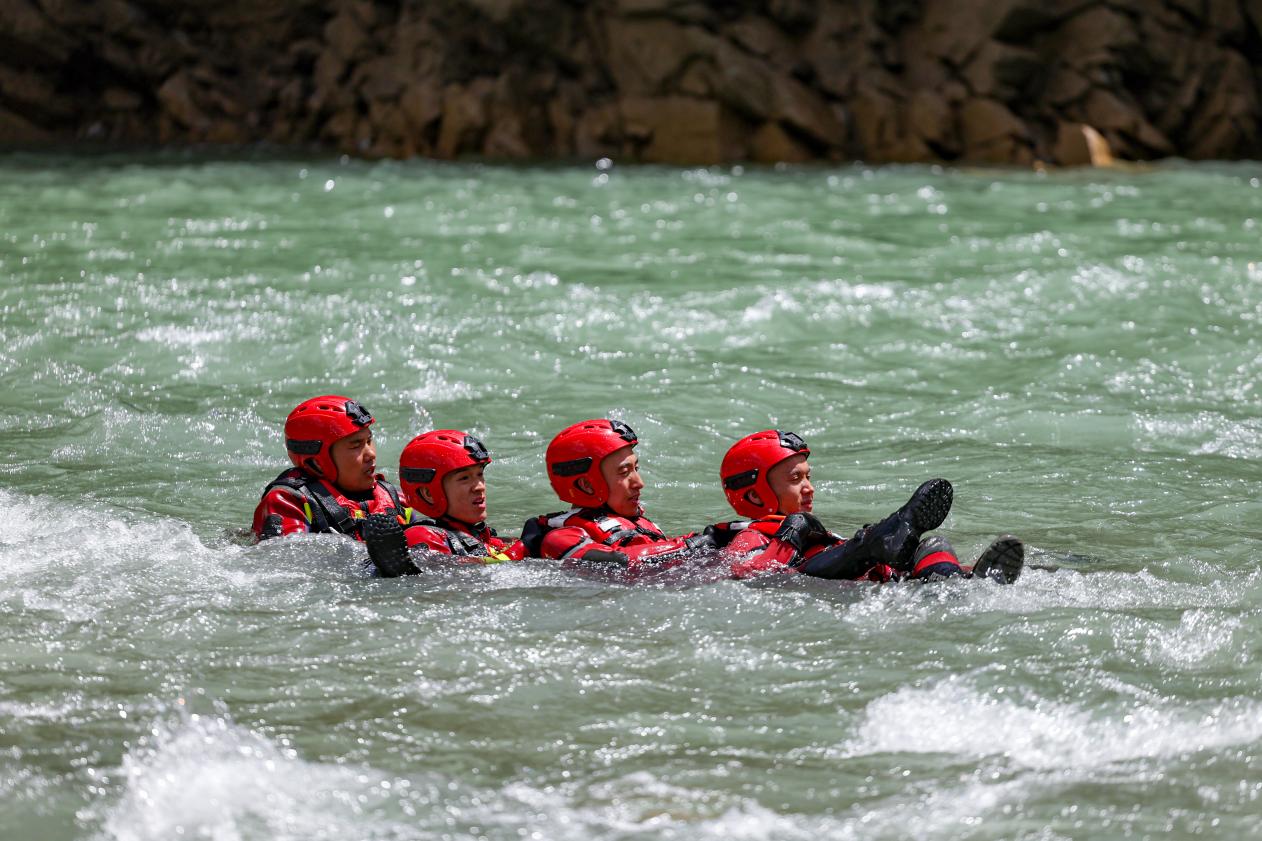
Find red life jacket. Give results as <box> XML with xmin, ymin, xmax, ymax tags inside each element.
<box><xmin>404</xmin><ymin>516</ymin><xmax>526</xmax><ymax>560</ymax></box>
<box><xmin>520</xmin><ymin>506</ymin><xmax>690</xmax><ymax>566</ymax></box>
<box><xmin>253</xmin><ymin>467</ymin><xmax>406</xmax><ymax>541</ymax></box>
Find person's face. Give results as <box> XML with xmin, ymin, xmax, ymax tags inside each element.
<box><xmin>600</xmin><ymin>445</ymin><xmax>644</xmax><ymax>517</ymax></box>
<box><xmin>330</xmin><ymin>428</ymin><xmax>377</xmax><ymax>492</ymax></box>
<box><xmin>767</xmin><ymin>453</ymin><xmax>813</xmax><ymax>514</ymax></box>
<box><xmin>443</xmin><ymin>464</ymin><xmax>488</xmax><ymax>524</ymax></box>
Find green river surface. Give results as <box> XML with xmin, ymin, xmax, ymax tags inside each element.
<box><xmin>1</xmin><ymin>152</ymin><xmax>1261</xmax><ymax>840</ymax></box>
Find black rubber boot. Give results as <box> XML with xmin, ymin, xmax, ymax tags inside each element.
<box><xmin>970</xmin><ymin>535</ymin><xmax>1024</xmax><ymax>584</ymax></box>
<box><xmin>798</xmin><ymin>478</ymin><xmax>953</xmax><ymax>579</ymax></box>
<box><xmin>362</xmin><ymin>513</ymin><xmax>418</xmax><ymax>578</ymax></box>
<box><xmin>907</xmin><ymin>535</ymin><xmax>966</xmax><ymax>580</ymax></box>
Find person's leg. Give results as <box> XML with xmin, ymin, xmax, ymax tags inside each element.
<box><xmin>906</xmin><ymin>535</ymin><xmax>966</xmax><ymax>579</ymax></box>
<box><xmin>798</xmin><ymin>478</ymin><xmax>953</xmax><ymax>579</ymax></box>
<box><xmin>970</xmin><ymin>535</ymin><xmax>1024</xmax><ymax>584</ymax></box>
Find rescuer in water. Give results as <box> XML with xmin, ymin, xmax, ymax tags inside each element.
<box><xmin>252</xmin><ymin>395</ymin><xmax>408</xmax><ymax>542</ymax></box>
<box><xmin>361</xmin><ymin>430</ymin><xmax>526</xmax><ymax>576</ymax></box>
<box><xmin>517</xmin><ymin>418</ymin><xmax>716</xmax><ymax>576</ymax></box>
<box><xmin>712</xmin><ymin>429</ymin><xmax>1024</xmax><ymax>584</ymax></box>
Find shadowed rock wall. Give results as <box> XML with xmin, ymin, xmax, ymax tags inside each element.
<box><xmin>3</xmin><ymin>0</ymin><xmax>1261</xmax><ymax>165</ymax></box>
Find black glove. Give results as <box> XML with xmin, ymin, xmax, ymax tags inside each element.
<box><xmin>772</xmin><ymin>513</ymin><xmax>831</xmax><ymax>552</ymax></box>
<box><xmin>685</xmin><ymin>523</ymin><xmax>745</xmax><ymax>552</ymax></box>
<box><xmin>684</xmin><ymin>528</ymin><xmax>720</xmax><ymax>552</ymax></box>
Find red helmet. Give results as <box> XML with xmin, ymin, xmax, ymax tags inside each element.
<box><xmin>720</xmin><ymin>429</ymin><xmax>810</xmax><ymax>518</ymax></box>
<box><xmin>399</xmin><ymin>430</ymin><xmax>491</xmax><ymax>518</ymax></box>
<box><xmin>546</xmin><ymin>419</ymin><xmax>638</xmax><ymax>507</ymax></box>
<box><xmin>284</xmin><ymin>395</ymin><xmax>375</xmax><ymax>484</ymax></box>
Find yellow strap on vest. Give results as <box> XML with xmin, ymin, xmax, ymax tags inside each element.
<box><xmin>483</xmin><ymin>547</ymin><xmax>512</xmax><ymax>563</ymax></box>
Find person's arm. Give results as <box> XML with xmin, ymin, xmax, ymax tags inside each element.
<box><xmin>539</xmin><ymin>525</ymin><xmax>602</xmax><ymax>560</ymax></box>
<box><xmin>403</xmin><ymin>524</ymin><xmax>453</xmax><ymax>554</ymax></box>
<box><xmin>729</xmin><ymin>531</ymin><xmax>797</xmax><ymax>578</ymax></box>
<box><xmin>253</xmin><ymin>487</ymin><xmax>315</xmax><ymax>540</ymax></box>
<box><xmin>728</xmin><ymin>514</ymin><xmax>835</xmax><ymax>578</ymax></box>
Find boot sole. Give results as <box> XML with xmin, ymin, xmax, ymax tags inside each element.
<box><xmin>972</xmin><ymin>535</ymin><xmax>1024</xmax><ymax>585</ymax></box>
<box><xmin>362</xmin><ymin>513</ymin><xmax>415</xmax><ymax>577</ymax></box>
<box><xmin>908</xmin><ymin>478</ymin><xmax>953</xmax><ymax>532</ymax></box>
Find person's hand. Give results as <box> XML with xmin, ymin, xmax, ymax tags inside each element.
<box><xmin>684</xmin><ymin>523</ymin><xmax>736</xmax><ymax>552</ymax></box>
<box><xmin>772</xmin><ymin>513</ymin><xmax>831</xmax><ymax>551</ymax></box>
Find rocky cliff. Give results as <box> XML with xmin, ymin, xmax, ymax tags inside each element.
<box><xmin>2</xmin><ymin>0</ymin><xmax>1260</xmax><ymax>165</ymax></box>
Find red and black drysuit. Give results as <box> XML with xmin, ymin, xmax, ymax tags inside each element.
<box><xmin>519</xmin><ymin>505</ymin><xmax>701</xmax><ymax>576</ymax></box>
<box><xmin>716</xmin><ymin>515</ymin><xmax>961</xmax><ymax>581</ymax></box>
<box><xmin>252</xmin><ymin>467</ymin><xmax>407</xmax><ymax>541</ymax></box>
<box><xmin>402</xmin><ymin>516</ymin><xmax>527</xmax><ymax>562</ymax></box>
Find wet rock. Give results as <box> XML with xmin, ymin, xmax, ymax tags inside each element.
<box><xmin>621</xmin><ymin>95</ymin><xmax>741</xmax><ymax>163</ymax></box>
<box><xmin>574</xmin><ymin>102</ymin><xmax>622</xmax><ymax>158</ymax></box>
<box><xmin>1052</xmin><ymin>121</ymin><xmax>1113</xmax><ymax>166</ymax></box>
<box><xmin>709</xmin><ymin>41</ymin><xmax>775</xmax><ymax>120</ymax></box>
<box><xmin>324</xmin><ymin>9</ymin><xmax>370</xmax><ymax>64</ymax></box>
<box><xmin>849</xmin><ymin>87</ymin><xmax>899</xmax><ymax>160</ymax></box>
<box><xmin>157</xmin><ymin>71</ymin><xmax>208</xmax><ymax>131</ymax></box>
<box><xmin>0</xmin><ymin>64</ymin><xmax>67</xmax><ymax>119</ymax></box>
<box><xmin>962</xmin><ymin>41</ymin><xmax>1041</xmax><ymax>102</ymax></box>
<box><xmin>771</xmin><ymin>74</ymin><xmax>844</xmax><ymax>148</ymax></box>
<box><xmin>605</xmin><ymin>17</ymin><xmax>716</xmax><ymax>95</ymax></box>
<box><xmin>959</xmin><ymin>97</ymin><xmax>1029</xmax><ymax>163</ymax></box>
<box><xmin>750</xmin><ymin>121</ymin><xmax>814</xmax><ymax>163</ymax></box>
<box><xmin>354</xmin><ymin>55</ymin><xmax>409</xmax><ymax>101</ymax></box>
<box><xmin>103</xmin><ymin>87</ymin><xmax>143</xmax><ymax>111</ymax></box>
<box><xmin>767</xmin><ymin>0</ymin><xmax>818</xmax><ymax>33</ymax></box>
<box><xmin>1</xmin><ymin>0</ymin><xmax>1259</xmax><ymax>163</ymax></box>
<box><xmin>616</xmin><ymin>0</ymin><xmax>715</xmax><ymax>26</ymax></box>
<box><xmin>35</xmin><ymin>0</ymin><xmax>98</xmax><ymax>28</ymax></box>
<box><xmin>1043</xmin><ymin>63</ymin><xmax>1092</xmax><ymax>106</ymax></box>
<box><xmin>399</xmin><ymin>79</ymin><xmax>443</xmax><ymax>134</ymax></box>
<box><xmin>1083</xmin><ymin>88</ymin><xmax>1174</xmax><ymax>155</ymax></box>
<box><xmin>0</xmin><ymin>104</ymin><xmax>54</xmax><ymax>142</ymax></box>
<box><xmin>0</xmin><ymin>0</ymin><xmax>76</xmax><ymax>66</ymax></box>
<box><xmin>436</xmin><ymin>79</ymin><xmax>492</xmax><ymax>159</ymax></box>
<box><xmin>906</xmin><ymin>89</ymin><xmax>956</xmax><ymax>156</ymax></box>
<box><xmin>483</xmin><ymin>112</ymin><xmax>532</xmax><ymax>159</ymax></box>
<box><xmin>724</xmin><ymin>15</ymin><xmax>797</xmax><ymax>69</ymax></box>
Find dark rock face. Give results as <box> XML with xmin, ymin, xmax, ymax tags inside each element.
<box><xmin>2</xmin><ymin>0</ymin><xmax>1260</xmax><ymax>164</ymax></box>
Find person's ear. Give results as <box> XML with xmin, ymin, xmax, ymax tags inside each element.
<box><xmin>419</xmin><ymin>487</ymin><xmax>435</xmax><ymax>505</ymax></box>
<box><xmin>745</xmin><ymin>489</ymin><xmax>764</xmax><ymax>508</ymax></box>
<box><xmin>576</xmin><ymin>478</ymin><xmax>595</xmax><ymax>495</ymax></box>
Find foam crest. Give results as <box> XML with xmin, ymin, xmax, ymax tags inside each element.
<box><xmin>841</xmin><ymin>677</ymin><xmax>1262</xmax><ymax>771</ymax></box>
<box><xmin>0</xmin><ymin>487</ymin><xmax>357</xmax><ymax>621</ymax></box>
<box><xmin>100</xmin><ymin>712</ymin><xmax>401</xmax><ymax>841</ymax></box>
<box><xmin>1141</xmin><ymin>608</ymin><xmax>1245</xmax><ymax>668</ymax></box>
<box><xmin>837</xmin><ymin>567</ymin><xmax>1256</xmax><ymax>639</ymax></box>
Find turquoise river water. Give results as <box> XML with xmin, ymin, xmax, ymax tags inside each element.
<box><xmin>1</xmin><ymin>153</ymin><xmax>1260</xmax><ymax>840</ymax></box>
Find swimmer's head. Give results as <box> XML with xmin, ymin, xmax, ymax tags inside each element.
<box><xmin>399</xmin><ymin>430</ymin><xmax>492</xmax><ymax>523</ymax></box>
<box><xmin>285</xmin><ymin>396</ymin><xmax>376</xmax><ymax>490</ymax></box>
<box><xmin>721</xmin><ymin>430</ymin><xmax>811</xmax><ymax>518</ymax></box>
<box><xmin>546</xmin><ymin>419</ymin><xmax>639</xmax><ymax>512</ymax></box>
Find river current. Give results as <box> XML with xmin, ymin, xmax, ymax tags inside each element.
<box><xmin>1</xmin><ymin>153</ymin><xmax>1260</xmax><ymax>840</ymax></box>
